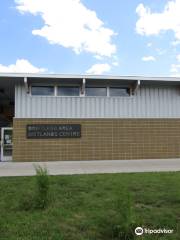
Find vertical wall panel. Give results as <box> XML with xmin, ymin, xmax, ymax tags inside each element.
<box><xmin>15</xmin><ymin>84</ymin><xmax>180</xmax><ymax>118</ymax></box>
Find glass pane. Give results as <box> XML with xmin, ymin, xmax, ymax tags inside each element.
<box><xmin>57</xmin><ymin>87</ymin><xmax>80</xmax><ymax>96</ymax></box>
<box><xmin>31</xmin><ymin>86</ymin><xmax>54</xmax><ymax>96</ymax></box>
<box><xmin>109</xmin><ymin>87</ymin><xmax>129</xmax><ymax>96</ymax></box>
<box><xmin>85</xmin><ymin>87</ymin><xmax>107</xmax><ymax>96</ymax></box>
<box><xmin>3</xmin><ymin>146</ymin><xmax>12</xmax><ymax>156</ymax></box>
<box><xmin>3</xmin><ymin>129</ymin><xmax>13</xmax><ymax>145</ymax></box>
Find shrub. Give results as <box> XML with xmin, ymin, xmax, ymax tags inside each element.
<box><xmin>19</xmin><ymin>165</ymin><xmax>50</xmax><ymax>211</ymax></box>
<box><xmin>34</xmin><ymin>165</ymin><xmax>50</xmax><ymax>209</ymax></box>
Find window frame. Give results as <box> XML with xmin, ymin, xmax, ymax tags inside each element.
<box><xmin>29</xmin><ymin>84</ymin><xmax>132</xmax><ymax>98</ymax></box>
<box><xmin>30</xmin><ymin>85</ymin><xmax>55</xmax><ymax>97</ymax></box>
<box><xmin>85</xmin><ymin>86</ymin><xmax>108</xmax><ymax>97</ymax></box>
<box><xmin>57</xmin><ymin>85</ymin><xmax>81</xmax><ymax>97</ymax></box>
<box><xmin>108</xmin><ymin>86</ymin><xmax>131</xmax><ymax>97</ymax></box>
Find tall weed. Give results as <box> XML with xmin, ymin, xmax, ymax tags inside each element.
<box><xmin>34</xmin><ymin>165</ymin><xmax>50</xmax><ymax>209</ymax></box>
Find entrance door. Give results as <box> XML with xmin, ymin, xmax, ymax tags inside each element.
<box><xmin>1</xmin><ymin>127</ymin><xmax>13</xmax><ymax>161</ymax></box>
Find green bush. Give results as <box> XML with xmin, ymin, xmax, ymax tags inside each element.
<box><xmin>19</xmin><ymin>165</ymin><xmax>50</xmax><ymax>211</ymax></box>
<box><xmin>34</xmin><ymin>165</ymin><xmax>50</xmax><ymax>209</ymax></box>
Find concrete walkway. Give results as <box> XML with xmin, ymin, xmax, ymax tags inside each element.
<box><xmin>0</xmin><ymin>159</ymin><xmax>180</xmax><ymax>177</ymax></box>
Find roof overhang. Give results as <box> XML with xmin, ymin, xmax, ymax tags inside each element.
<box><xmin>0</xmin><ymin>73</ymin><xmax>180</xmax><ymax>86</ymax></box>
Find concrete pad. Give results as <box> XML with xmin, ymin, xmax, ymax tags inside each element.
<box><xmin>0</xmin><ymin>159</ymin><xmax>180</xmax><ymax>177</ymax></box>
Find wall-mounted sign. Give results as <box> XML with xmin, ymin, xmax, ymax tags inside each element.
<box><xmin>27</xmin><ymin>124</ymin><xmax>81</xmax><ymax>139</ymax></box>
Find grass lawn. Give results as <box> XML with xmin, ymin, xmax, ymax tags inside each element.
<box><xmin>0</xmin><ymin>172</ymin><xmax>180</xmax><ymax>240</ymax></box>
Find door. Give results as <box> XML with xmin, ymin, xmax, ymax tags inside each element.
<box><xmin>1</xmin><ymin>127</ymin><xmax>13</xmax><ymax>161</ymax></box>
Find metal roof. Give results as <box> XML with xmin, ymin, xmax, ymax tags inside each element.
<box><xmin>0</xmin><ymin>72</ymin><xmax>179</xmax><ymax>81</ymax></box>
<box><xmin>0</xmin><ymin>73</ymin><xmax>180</xmax><ymax>88</ymax></box>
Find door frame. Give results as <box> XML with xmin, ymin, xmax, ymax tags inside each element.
<box><xmin>1</xmin><ymin>127</ymin><xmax>13</xmax><ymax>162</ymax></box>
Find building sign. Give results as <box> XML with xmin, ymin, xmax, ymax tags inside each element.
<box><xmin>27</xmin><ymin>124</ymin><xmax>81</xmax><ymax>139</ymax></box>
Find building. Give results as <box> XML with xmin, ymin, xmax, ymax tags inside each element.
<box><xmin>0</xmin><ymin>73</ymin><xmax>180</xmax><ymax>162</ymax></box>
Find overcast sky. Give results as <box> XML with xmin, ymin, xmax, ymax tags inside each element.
<box><xmin>0</xmin><ymin>0</ymin><xmax>180</xmax><ymax>76</ymax></box>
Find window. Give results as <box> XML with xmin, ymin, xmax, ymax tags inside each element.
<box><xmin>109</xmin><ymin>87</ymin><xmax>130</xmax><ymax>97</ymax></box>
<box><xmin>31</xmin><ymin>86</ymin><xmax>54</xmax><ymax>96</ymax></box>
<box><xmin>57</xmin><ymin>86</ymin><xmax>80</xmax><ymax>96</ymax></box>
<box><xmin>85</xmin><ymin>87</ymin><xmax>107</xmax><ymax>96</ymax></box>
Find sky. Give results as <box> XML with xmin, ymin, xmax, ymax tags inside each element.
<box><xmin>0</xmin><ymin>0</ymin><xmax>180</xmax><ymax>76</ymax></box>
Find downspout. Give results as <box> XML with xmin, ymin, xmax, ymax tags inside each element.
<box><xmin>81</xmin><ymin>78</ymin><xmax>86</xmax><ymax>96</ymax></box>
<box><xmin>24</xmin><ymin>77</ymin><xmax>29</xmax><ymax>94</ymax></box>
<box><xmin>132</xmin><ymin>80</ymin><xmax>140</xmax><ymax>95</ymax></box>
